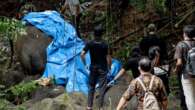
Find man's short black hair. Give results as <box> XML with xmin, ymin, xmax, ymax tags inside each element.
<box><xmin>139</xmin><ymin>57</ymin><xmax>151</xmax><ymax>72</ymax></box>
<box><xmin>148</xmin><ymin>46</ymin><xmax>160</xmax><ymax>60</ymax></box>
<box><xmin>94</xmin><ymin>25</ymin><xmax>103</xmax><ymax>37</ymax></box>
<box><xmin>183</xmin><ymin>25</ymin><xmax>195</xmax><ymax>38</ymax></box>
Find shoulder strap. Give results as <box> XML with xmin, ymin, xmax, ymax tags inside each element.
<box><xmin>182</xmin><ymin>41</ymin><xmax>193</xmax><ymax>50</ymax></box>
<box><xmin>157</xmin><ymin>66</ymin><xmax>169</xmax><ymax>73</ymax></box>
<box><xmin>149</xmin><ymin>75</ymin><xmax>155</xmax><ymax>90</ymax></box>
<box><xmin>137</xmin><ymin>77</ymin><xmax>147</xmax><ymax>91</ymax></box>
<box><xmin>137</xmin><ymin>75</ymin><xmax>155</xmax><ymax>91</ymax></box>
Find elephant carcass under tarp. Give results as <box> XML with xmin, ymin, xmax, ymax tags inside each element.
<box><xmin>22</xmin><ymin>11</ymin><xmax>122</xmax><ymax>95</ymax></box>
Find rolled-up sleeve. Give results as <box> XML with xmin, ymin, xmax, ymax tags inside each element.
<box><xmin>174</xmin><ymin>42</ymin><xmax>183</xmax><ymax>59</ymax></box>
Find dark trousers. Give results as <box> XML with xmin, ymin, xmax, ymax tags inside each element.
<box><xmin>177</xmin><ymin>73</ymin><xmax>188</xmax><ymax>110</ymax></box>
<box><xmin>87</xmin><ymin>67</ymin><xmax>107</xmax><ymax>109</ymax></box>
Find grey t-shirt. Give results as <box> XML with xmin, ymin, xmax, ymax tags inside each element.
<box><xmin>65</xmin><ymin>0</ymin><xmax>82</xmax><ymax>15</ymax></box>
<box><xmin>174</xmin><ymin>40</ymin><xmax>195</xmax><ymax>78</ymax></box>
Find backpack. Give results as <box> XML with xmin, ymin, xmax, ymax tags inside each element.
<box><xmin>137</xmin><ymin>75</ymin><xmax>160</xmax><ymax>110</ymax></box>
<box><xmin>182</xmin><ymin>41</ymin><xmax>195</xmax><ymax>77</ymax></box>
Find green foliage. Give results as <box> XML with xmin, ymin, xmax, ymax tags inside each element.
<box><xmin>129</xmin><ymin>0</ymin><xmax>166</xmax><ymax>13</ymax></box>
<box><xmin>0</xmin><ymin>99</ymin><xmax>8</xmax><ymax>110</ymax></box>
<box><xmin>169</xmin><ymin>75</ymin><xmax>179</xmax><ymax>88</ymax></box>
<box><xmin>153</xmin><ymin>0</ymin><xmax>166</xmax><ymax>14</ymax></box>
<box><xmin>79</xmin><ymin>0</ymin><xmax>85</xmax><ymax>4</ymax></box>
<box><xmin>129</xmin><ymin>0</ymin><xmax>147</xmax><ymax>11</ymax></box>
<box><xmin>0</xmin><ymin>17</ymin><xmax>26</xmax><ymax>42</ymax></box>
<box><xmin>16</xmin><ymin>106</ymin><xmax>27</xmax><ymax>110</ymax></box>
<box><xmin>9</xmin><ymin>81</ymin><xmax>38</xmax><ymax>103</ymax></box>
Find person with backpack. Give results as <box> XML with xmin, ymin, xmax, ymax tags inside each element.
<box><xmin>81</xmin><ymin>26</ymin><xmax>112</xmax><ymax>110</ymax></box>
<box><xmin>174</xmin><ymin>25</ymin><xmax>195</xmax><ymax>110</ymax></box>
<box><xmin>116</xmin><ymin>57</ymin><xmax>167</xmax><ymax>110</ymax></box>
<box><xmin>148</xmin><ymin>46</ymin><xmax>170</xmax><ymax>95</ymax></box>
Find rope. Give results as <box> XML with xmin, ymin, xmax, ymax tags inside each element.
<box><xmin>73</xmin><ymin>31</ymin><xmax>77</xmax><ymax>92</ymax></box>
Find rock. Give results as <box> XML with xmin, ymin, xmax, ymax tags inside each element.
<box><xmin>21</xmin><ymin>85</ymin><xmax>64</xmax><ymax>109</ymax></box>
<box><xmin>99</xmin><ymin>74</ymin><xmax>137</xmax><ymax>110</ymax></box>
<box><xmin>0</xmin><ymin>69</ymin><xmax>25</xmax><ymax>87</ymax></box>
<box><xmin>28</xmin><ymin>93</ymin><xmax>87</xmax><ymax>110</ymax></box>
<box><xmin>15</xmin><ymin>26</ymin><xmax>52</xmax><ymax>75</ymax></box>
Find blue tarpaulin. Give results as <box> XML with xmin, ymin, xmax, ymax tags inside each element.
<box><xmin>22</xmin><ymin>11</ymin><xmax>122</xmax><ymax>95</ymax></box>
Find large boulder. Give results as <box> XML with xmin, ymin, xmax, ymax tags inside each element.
<box><xmin>15</xmin><ymin>26</ymin><xmax>52</xmax><ymax>75</ymax></box>
<box><xmin>28</xmin><ymin>93</ymin><xmax>87</xmax><ymax>110</ymax></box>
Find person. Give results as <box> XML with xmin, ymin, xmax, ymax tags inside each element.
<box><xmin>116</xmin><ymin>57</ymin><xmax>167</xmax><ymax>110</ymax></box>
<box><xmin>81</xmin><ymin>26</ymin><xmax>112</xmax><ymax>110</ymax></box>
<box><xmin>107</xmin><ymin>46</ymin><xmax>141</xmax><ymax>86</ymax></box>
<box><xmin>140</xmin><ymin>23</ymin><xmax>168</xmax><ymax>62</ymax></box>
<box><xmin>148</xmin><ymin>46</ymin><xmax>170</xmax><ymax>95</ymax></box>
<box><xmin>61</xmin><ymin>0</ymin><xmax>81</xmax><ymax>29</ymax></box>
<box><xmin>174</xmin><ymin>25</ymin><xmax>195</xmax><ymax>110</ymax></box>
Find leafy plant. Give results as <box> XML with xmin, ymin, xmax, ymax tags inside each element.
<box><xmin>9</xmin><ymin>81</ymin><xmax>38</xmax><ymax>104</ymax></box>
<box><xmin>0</xmin><ymin>17</ymin><xmax>26</xmax><ymax>68</ymax></box>
<box><xmin>129</xmin><ymin>0</ymin><xmax>147</xmax><ymax>11</ymax></box>
<box><xmin>129</xmin><ymin>0</ymin><xmax>166</xmax><ymax>13</ymax></box>
<box><xmin>0</xmin><ymin>100</ymin><xmax>8</xmax><ymax>110</ymax></box>
<box><xmin>16</xmin><ymin>106</ymin><xmax>27</xmax><ymax>110</ymax></box>
<box><xmin>0</xmin><ymin>17</ymin><xmax>26</xmax><ymax>41</ymax></box>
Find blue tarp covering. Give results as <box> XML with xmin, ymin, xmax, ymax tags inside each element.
<box><xmin>22</xmin><ymin>11</ymin><xmax>122</xmax><ymax>95</ymax></box>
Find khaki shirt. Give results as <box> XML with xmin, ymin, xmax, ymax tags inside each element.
<box><xmin>122</xmin><ymin>74</ymin><xmax>167</xmax><ymax>110</ymax></box>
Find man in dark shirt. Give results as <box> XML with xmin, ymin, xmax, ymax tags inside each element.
<box><xmin>81</xmin><ymin>26</ymin><xmax>112</xmax><ymax>110</ymax></box>
<box><xmin>139</xmin><ymin>24</ymin><xmax>168</xmax><ymax>61</ymax></box>
<box><xmin>122</xmin><ymin>47</ymin><xmax>141</xmax><ymax>78</ymax></box>
<box><xmin>108</xmin><ymin>46</ymin><xmax>141</xmax><ymax>86</ymax></box>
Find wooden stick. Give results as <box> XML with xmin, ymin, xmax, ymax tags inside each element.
<box><xmin>175</xmin><ymin>8</ymin><xmax>195</xmax><ymax>28</ymax></box>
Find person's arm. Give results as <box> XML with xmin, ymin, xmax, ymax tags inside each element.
<box><xmin>113</xmin><ymin>68</ymin><xmax>126</xmax><ymax>81</ymax></box>
<box><xmin>159</xmin><ymin>79</ymin><xmax>168</xmax><ymax>110</ymax></box>
<box><xmin>107</xmin><ymin>54</ymin><xmax>112</xmax><ymax>70</ymax></box>
<box><xmin>61</xmin><ymin>0</ymin><xmax>68</xmax><ymax>14</ymax></box>
<box><xmin>173</xmin><ymin>42</ymin><xmax>183</xmax><ymax>74</ymax></box>
<box><xmin>153</xmin><ymin>52</ymin><xmax>160</xmax><ymax>66</ymax></box>
<box><xmin>81</xmin><ymin>50</ymin><xmax>86</xmax><ymax>66</ymax></box>
<box><xmin>174</xmin><ymin>58</ymin><xmax>182</xmax><ymax>74</ymax></box>
<box><xmin>113</xmin><ymin>59</ymin><xmax>132</xmax><ymax>81</ymax></box>
<box><xmin>116</xmin><ymin>97</ymin><xmax>128</xmax><ymax>110</ymax></box>
<box><xmin>116</xmin><ymin>80</ymin><xmax>136</xmax><ymax>110</ymax></box>
<box><xmin>81</xmin><ymin>42</ymin><xmax>90</xmax><ymax>66</ymax></box>
<box><xmin>75</xmin><ymin>4</ymin><xmax>80</xmax><ymax>16</ymax></box>
<box><xmin>162</xmin><ymin>99</ymin><xmax>168</xmax><ymax>110</ymax></box>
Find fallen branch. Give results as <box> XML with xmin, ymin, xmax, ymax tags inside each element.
<box><xmin>175</xmin><ymin>8</ymin><xmax>195</xmax><ymax>28</ymax></box>
<box><xmin>110</xmin><ymin>27</ymin><xmax>143</xmax><ymax>45</ymax></box>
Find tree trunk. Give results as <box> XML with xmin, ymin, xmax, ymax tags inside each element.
<box><xmin>192</xmin><ymin>0</ymin><xmax>195</xmax><ymax>23</ymax></box>
<box><xmin>8</xmin><ymin>38</ymin><xmax>13</xmax><ymax>68</ymax></box>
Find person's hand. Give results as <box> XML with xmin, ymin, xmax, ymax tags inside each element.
<box><xmin>107</xmin><ymin>79</ymin><xmax>116</xmax><ymax>87</ymax></box>
<box><xmin>173</xmin><ymin>68</ymin><xmax>177</xmax><ymax>75</ymax></box>
<box><xmin>85</xmin><ymin>65</ymin><xmax>90</xmax><ymax>73</ymax></box>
